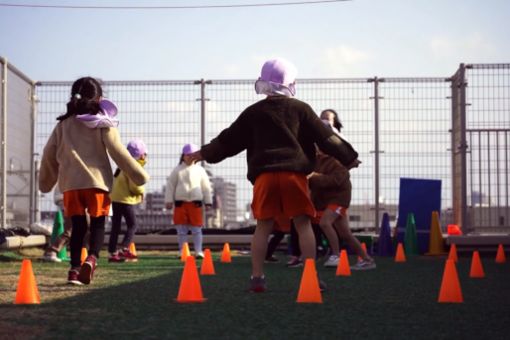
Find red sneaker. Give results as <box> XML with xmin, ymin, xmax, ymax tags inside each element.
<box><xmin>78</xmin><ymin>255</ymin><xmax>97</xmax><ymax>284</ymax></box>
<box><xmin>67</xmin><ymin>268</ymin><xmax>83</xmax><ymax>285</ymax></box>
<box><xmin>120</xmin><ymin>249</ymin><xmax>138</xmax><ymax>262</ymax></box>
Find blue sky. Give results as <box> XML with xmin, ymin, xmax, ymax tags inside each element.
<box><xmin>1</xmin><ymin>0</ymin><xmax>509</xmax><ymax>81</ymax></box>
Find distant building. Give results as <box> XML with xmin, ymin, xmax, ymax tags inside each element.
<box><xmin>210</xmin><ymin>177</ymin><xmax>237</xmax><ymax>224</ymax></box>
<box><xmin>145</xmin><ymin>191</ymin><xmax>165</xmax><ymax>211</ymax></box>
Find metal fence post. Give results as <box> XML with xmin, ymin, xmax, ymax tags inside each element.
<box><xmin>371</xmin><ymin>77</ymin><xmax>382</xmax><ymax>233</ymax></box>
<box><xmin>29</xmin><ymin>84</ymin><xmax>37</xmax><ymax>225</ymax></box>
<box><xmin>194</xmin><ymin>78</ymin><xmax>212</xmax><ymax>148</ymax></box>
<box><xmin>1</xmin><ymin>57</ymin><xmax>7</xmax><ymax>228</ymax></box>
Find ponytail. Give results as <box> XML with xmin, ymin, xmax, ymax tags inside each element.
<box><xmin>57</xmin><ymin>77</ymin><xmax>103</xmax><ymax>121</ymax></box>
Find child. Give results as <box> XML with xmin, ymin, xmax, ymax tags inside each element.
<box><xmin>107</xmin><ymin>139</ymin><xmax>148</xmax><ymax>263</ymax></box>
<box><xmin>187</xmin><ymin>58</ymin><xmax>360</xmax><ymax>292</ymax></box>
<box><xmin>308</xmin><ymin>117</ymin><xmax>375</xmax><ymax>270</ymax></box>
<box><xmin>164</xmin><ymin>143</ymin><xmax>212</xmax><ymax>259</ymax></box>
<box><xmin>39</xmin><ymin>77</ymin><xmax>149</xmax><ymax>285</ymax></box>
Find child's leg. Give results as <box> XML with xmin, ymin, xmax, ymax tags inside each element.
<box><xmin>190</xmin><ymin>227</ymin><xmax>203</xmax><ymax>254</ymax></box>
<box><xmin>120</xmin><ymin>204</ymin><xmax>137</xmax><ymax>249</ymax></box>
<box><xmin>175</xmin><ymin>225</ymin><xmax>189</xmax><ymax>252</ymax></box>
<box><xmin>70</xmin><ymin>215</ymin><xmax>88</xmax><ymax>268</ymax></box>
<box><xmin>266</xmin><ymin>230</ymin><xmax>285</xmax><ymax>259</ymax></box>
<box><xmin>334</xmin><ymin>213</ymin><xmax>371</xmax><ymax>260</ymax></box>
<box><xmin>251</xmin><ymin>218</ymin><xmax>274</xmax><ymax>278</ymax></box>
<box><xmin>289</xmin><ymin>222</ymin><xmax>301</xmax><ymax>257</ymax></box>
<box><xmin>108</xmin><ymin>202</ymin><xmax>123</xmax><ymax>253</ymax></box>
<box><xmin>88</xmin><ymin>216</ymin><xmax>106</xmax><ymax>258</ymax></box>
<box><xmin>292</xmin><ymin>214</ymin><xmax>316</xmax><ymax>261</ymax></box>
<box><xmin>319</xmin><ymin>210</ymin><xmax>341</xmax><ymax>256</ymax></box>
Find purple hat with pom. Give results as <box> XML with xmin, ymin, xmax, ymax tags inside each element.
<box><xmin>182</xmin><ymin>143</ymin><xmax>199</xmax><ymax>155</ymax></box>
<box><xmin>255</xmin><ymin>58</ymin><xmax>297</xmax><ymax>97</ymax></box>
<box><xmin>127</xmin><ymin>139</ymin><xmax>147</xmax><ymax>159</ymax></box>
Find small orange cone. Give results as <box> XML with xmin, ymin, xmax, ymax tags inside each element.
<box><xmin>14</xmin><ymin>259</ymin><xmax>41</xmax><ymax>304</ymax></box>
<box><xmin>129</xmin><ymin>242</ymin><xmax>138</xmax><ymax>256</ymax></box>
<box><xmin>358</xmin><ymin>242</ymin><xmax>367</xmax><ymax>261</ymax></box>
<box><xmin>296</xmin><ymin>259</ymin><xmax>322</xmax><ymax>303</ymax></box>
<box><xmin>336</xmin><ymin>250</ymin><xmax>351</xmax><ymax>276</ymax></box>
<box><xmin>438</xmin><ymin>259</ymin><xmax>463</xmax><ymax>303</ymax></box>
<box><xmin>469</xmin><ymin>251</ymin><xmax>485</xmax><ymax>278</ymax></box>
<box><xmin>176</xmin><ymin>256</ymin><xmax>206</xmax><ymax>303</ymax></box>
<box><xmin>495</xmin><ymin>244</ymin><xmax>506</xmax><ymax>263</ymax></box>
<box><xmin>220</xmin><ymin>243</ymin><xmax>232</xmax><ymax>263</ymax></box>
<box><xmin>80</xmin><ymin>247</ymin><xmax>88</xmax><ymax>265</ymax></box>
<box><xmin>181</xmin><ymin>242</ymin><xmax>191</xmax><ymax>262</ymax></box>
<box><xmin>394</xmin><ymin>242</ymin><xmax>406</xmax><ymax>262</ymax></box>
<box><xmin>200</xmin><ymin>249</ymin><xmax>216</xmax><ymax>275</ymax></box>
<box><xmin>448</xmin><ymin>243</ymin><xmax>458</xmax><ymax>263</ymax></box>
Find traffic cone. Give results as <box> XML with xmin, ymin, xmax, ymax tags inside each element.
<box><xmin>404</xmin><ymin>213</ymin><xmax>419</xmax><ymax>255</ymax></box>
<box><xmin>377</xmin><ymin>212</ymin><xmax>394</xmax><ymax>256</ymax></box>
<box><xmin>51</xmin><ymin>210</ymin><xmax>69</xmax><ymax>261</ymax></box>
<box><xmin>395</xmin><ymin>242</ymin><xmax>406</xmax><ymax>262</ymax></box>
<box><xmin>200</xmin><ymin>249</ymin><xmax>215</xmax><ymax>275</ymax></box>
<box><xmin>296</xmin><ymin>259</ymin><xmax>322</xmax><ymax>303</ymax></box>
<box><xmin>425</xmin><ymin>211</ymin><xmax>447</xmax><ymax>255</ymax></box>
<box><xmin>358</xmin><ymin>242</ymin><xmax>367</xmax><ymax>261</ymax></box>
<box><xmin>80</xmin><ymin>247</ymin><xmax>88</xmax><ymax>265</ymax></box>
<box><xmin>129</xmin><ymin>242</ymin><xmax>138</xmax><ymax>256</ymax></box>
<box><xmin>14</xmin><ymin>259</ymin><xmax>41</xmax><ymax>304</ymax></box>
<box><xmin>495</xmin><ymin>244</ymin><xmax>506</xmax><ymax>263</ymax></box>
<box><xmin>220</xmin><ymin>243</ymin><xmax>232</xmax><ymax>263</ymax></box>
<box><xmin>448</xmin><ymin>243</ymin><xmax>458</xmax><ymax>263</ymax></box>
<box><xmin>336</xmin><ymin>249</ymin><xmax>351</xmax><ymax>276</ymax></box>
<box><xmin>438</xmin><ymin>259</ymin><xmax>463</xmax><ymax>303</ymax></box>
<box><xmin>176</xmin><ymin>256</ymin><xmax>206</xmax><ymax>303</ymax></box>
<box><xmin>469</xmin><ymin>251</ymin><xmax>485</xmax><ymax>278</ymax></box>
<box><xmin>181</xmin><ymin>242</ymin><xmax>191</xmax><ymax>262</ymax></box>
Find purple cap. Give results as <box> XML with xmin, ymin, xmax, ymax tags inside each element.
<box><xmin>127</xmin><ymin>139</ymin><xmax>147</xmax><ymax>159</ymax></box>
<box><xmin>260</xmin><ymin>58</ymin><xmax>297</xmax><ymax>86</ymax></box>
<box><xmin>182</xmin><ymin>143</ymin><xmax>199</xmax><ymax>155</ymax></box>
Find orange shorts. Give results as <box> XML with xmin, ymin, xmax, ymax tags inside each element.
<box><xmin>251</xmin><ymin>172</ymin><xmax>316</xmax><ymax>220</ymax></box>
<box><xmin>273</xmin><ymin>215</ymin><xmax>292</xmax><ymax>232</ymax></box>
<box><xmin>173</xmin><ymin>202</ymin><xmax>204</xmax><ymax>226</ymax></box>
<box><xmin>63</xmin><ymin>188</ymin><xmax>111</xmax><ymax>218</ymax></box>
<box><xmin>311</xmin><ymin>203</ymin><xmax>348</xmax><ymax>224</ymax></box>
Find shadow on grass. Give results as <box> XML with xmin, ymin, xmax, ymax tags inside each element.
<box><xmin>1</xmin><ymin>256</ymin><xmax>510</xmax><ymax>339</ymax></box>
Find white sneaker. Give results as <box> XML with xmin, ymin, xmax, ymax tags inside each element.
<box><xmin>324</xmin><ymin>255</ymin><xmax>339</xmax><ymax>267</ymax></box>
<box><xmin>351</xmin><ymin>259</ymin><xmax>376</xmax><ymax>270</ymax></box>
<box><xmin>195</xmin><ymin>252</ymin><xmax>205</xmax><ymax>259</ymax></box>
<box><xmin>42</xmin><ymin>251</ymin><xmax>62</xmax><ymax>263</ymax></box>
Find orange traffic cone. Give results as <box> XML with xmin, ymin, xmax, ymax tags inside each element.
<box><xmin>336</xmin><ymin>249</ymin><xmax>351</xmax><ymax>276</ymax></box>
<box><xmin>200</xmin><ymin>249</ymin><xmax>216</xmax><ymax>275</ymax></box>
<box><xmin>358</xmin><ymin>242</ymin><xmax>367</xmax><ymax>261</ymax></box>
<box><xmin>220</xmin><ymin>243</ymin><xmax>232</xmax><ymax>263</ymax></box>
<box><xmin>80</xmin><ymin>247</ymin><xmax>88</xmax><ymax>265</ymax></box>
<box><xmin>296</xmin><ymin>259</ymin><xmax>322</xmax><ymax>303</ymax></box>
<box><xmin>438</xmin><ymin>259</ymin><xmax>463</xmax><ymax>303</ymax></box>
<box><xmin>129</xmin><ymin>242</ymin><xmax>138</xmax><ymax>256</ymax></box>
<box><xmin>176</xmin><ymin>256</ymin><xmax>206</xmax><ymax>303</ymax></box>
<box><xmin>394</xmin><ymin>242</ymin><xmax>406</xmax><ymax>262</ymax></box>
<box><xmin>448</xmin><ymin>243</ymin><xmax>458</xmax><ymax>263</ymax></box>
<box><xmin>14</xmin><ymin>259</ymin><xmax>41</xmax><ymax>304</ymax></box>
<box><xmin>495</xmin><ymin>244</ymin><xmax>506</xmax><ymax>263</ymax></box>
<box><xmin>469</xmin><ymin>251</ymin><xmax>485</xmax><ymax>278</ymax></box>
<box><xmin>181</xmin><ymin>242</ymin><xmax>191</xmax><ymax>262</ymax></box>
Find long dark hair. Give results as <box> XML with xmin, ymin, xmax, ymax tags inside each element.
<box><xmin>57</xmin><ymin>77</ymin><xmax>103</xmax><ymax>121</ymax></box>
<box><xmin>320</xmin><ymin>109</ymin><xmax>343</xmax><ymax>132</ymax></box>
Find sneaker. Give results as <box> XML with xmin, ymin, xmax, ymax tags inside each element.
<box><xmin>286</xmin><ymin>257</ymin><xmax>303</xmax><ymax>268</ymax></box>
<box><xmin>265</xmin><ymin>255</ymin><xmax>279</xmax><ymax>263</ymax></box>
<box><xmin>248</xmin><ymin>276</ymin><xmax>266</xmax><ymax>293</ymax></box>
<box><xmin>108</xmin><ymin>252</ymin><xmax>126</xmax><ymax>263</ymax></box>
<box><xmin>120</xmin><ymin>249</ymin><xmax>138</xmax><ymax>262</ymax></box>
<box><xmin>324</xmin><ymin>255</ymin><xmax>339</xmax><ymax>268</ymax></box>
<box><xmin>351</xmin><ymin>259</ymin><xmax>377</xmax><ymax>271</ymax></box>
<box><xmin>78</xmin><ymin>255</ymin><xmax>97</xmax><ymax>284</ymax></box>
<box><xmin>67</xmin><ymin>268</ymin><xmax>83</xmax><ymax>285</ymax></box>
<box><xmin>195</xmin><ymin>252</ymin><xmax>205</xmax><ymax>259</ymax></box>
<box><xmin>42</xmin><ymin>251</ymin><xmax>62</xmax><ymax>263</ymax></box>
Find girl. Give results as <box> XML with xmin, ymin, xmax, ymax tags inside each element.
<box><xmin>108</xmin><ymin>139</ymin><xmax>148</xmax><ymax>263</ymax></box>
<box><xmin>39</xmin><ymin>77</ymin><xmax>149</xmax><ymax>285</ymax></box>
<box><xmin>164</xmin><ymin>143</ymin><xmax>212</xmax><ymax>259</ymax></box>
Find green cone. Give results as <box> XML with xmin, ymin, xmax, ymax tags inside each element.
<box><xmin>404</xmin><ymin>213</ymin><xmax>419</xmax><ymax>255</ymax></box>
<box><xmin>52</xmin><ymin>210</ymin><xmax>69</xmax><ymax>261</ymax></box>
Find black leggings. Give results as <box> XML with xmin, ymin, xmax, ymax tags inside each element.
<box><xmin>70</xmin><ymin>215</ymin><xmax>106</xmax><ymax>267</ymax></box>
<box><xmin>108</xmin><ymin>202</ymin><xmax>137</xmax><ymax>253</ymax></box>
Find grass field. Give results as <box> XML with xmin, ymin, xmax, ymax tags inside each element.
<box><xmin>1</xmin><ymin>248</ymin><xmax>509</xmax><ymax>340</ymax></box>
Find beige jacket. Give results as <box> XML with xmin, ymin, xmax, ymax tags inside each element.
<box><xmin>39</xmin><ymin>117</ymin><xmax>149</xmax><ymax>193</ymax></box>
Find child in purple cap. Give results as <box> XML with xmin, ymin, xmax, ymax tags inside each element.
<box><xmin>164</xmin><ymin>143</ymin><xmax>213</xmax><ymax>259</ymax></box>
<box><xmin>108</xmin><ymin>139</ymin><xmax>148</xmax><ymax>263</ymax></box>
<box><xmin>188</xmin><ymin>57</ymin><xmax>360</xmax><ymax>293</ymax></box>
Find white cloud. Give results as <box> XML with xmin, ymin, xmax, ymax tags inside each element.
<box><xmin>315</xmin><ymin>45</ymin><xmax>371</xmax><ymax>77</ymax></box>
<box><xmin>429</xmin><ymin>33</ymin><xmax>497</xmax><ymax>60</ymax></box>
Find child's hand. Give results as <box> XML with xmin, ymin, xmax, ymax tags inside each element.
<box><xmin>165</xmin><ymin>202</ymin><xmax>173</xmax><ymax>210</ymax></box>
<box><xmin>188</xmin><ymin>151</ymin><xmax>203</xmax><ymax>162</ymax></box>
<box><xmin>205</xmin><ymin>204</ymin><xmax>213</xmax><ymax>211</ymax></box>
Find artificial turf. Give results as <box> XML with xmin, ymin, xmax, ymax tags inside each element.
<box><xmin>0</xmin><ymin>249</ymin><xmax>509</xmax><ymax>339</ymax></box>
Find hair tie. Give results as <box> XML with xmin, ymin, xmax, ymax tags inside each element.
<box><xmin>73</xmin><ymin>93</ymin><xmax>82</xmax><ymax>100</ymax></box>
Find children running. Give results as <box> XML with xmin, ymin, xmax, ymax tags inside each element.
<box><xmin>188</xmin><ymin>58</ymin><xmax>360</xmax><ymax>292</ymax></box>
<box><xmin>107</xmin><ymin>139</ymin><xmax>148</xmax><ymax>263</ymax></box>
<box><xmin>39</xmin><ymin>77</ymin><xmax>149</xmax><ymax>285</ymax></box>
